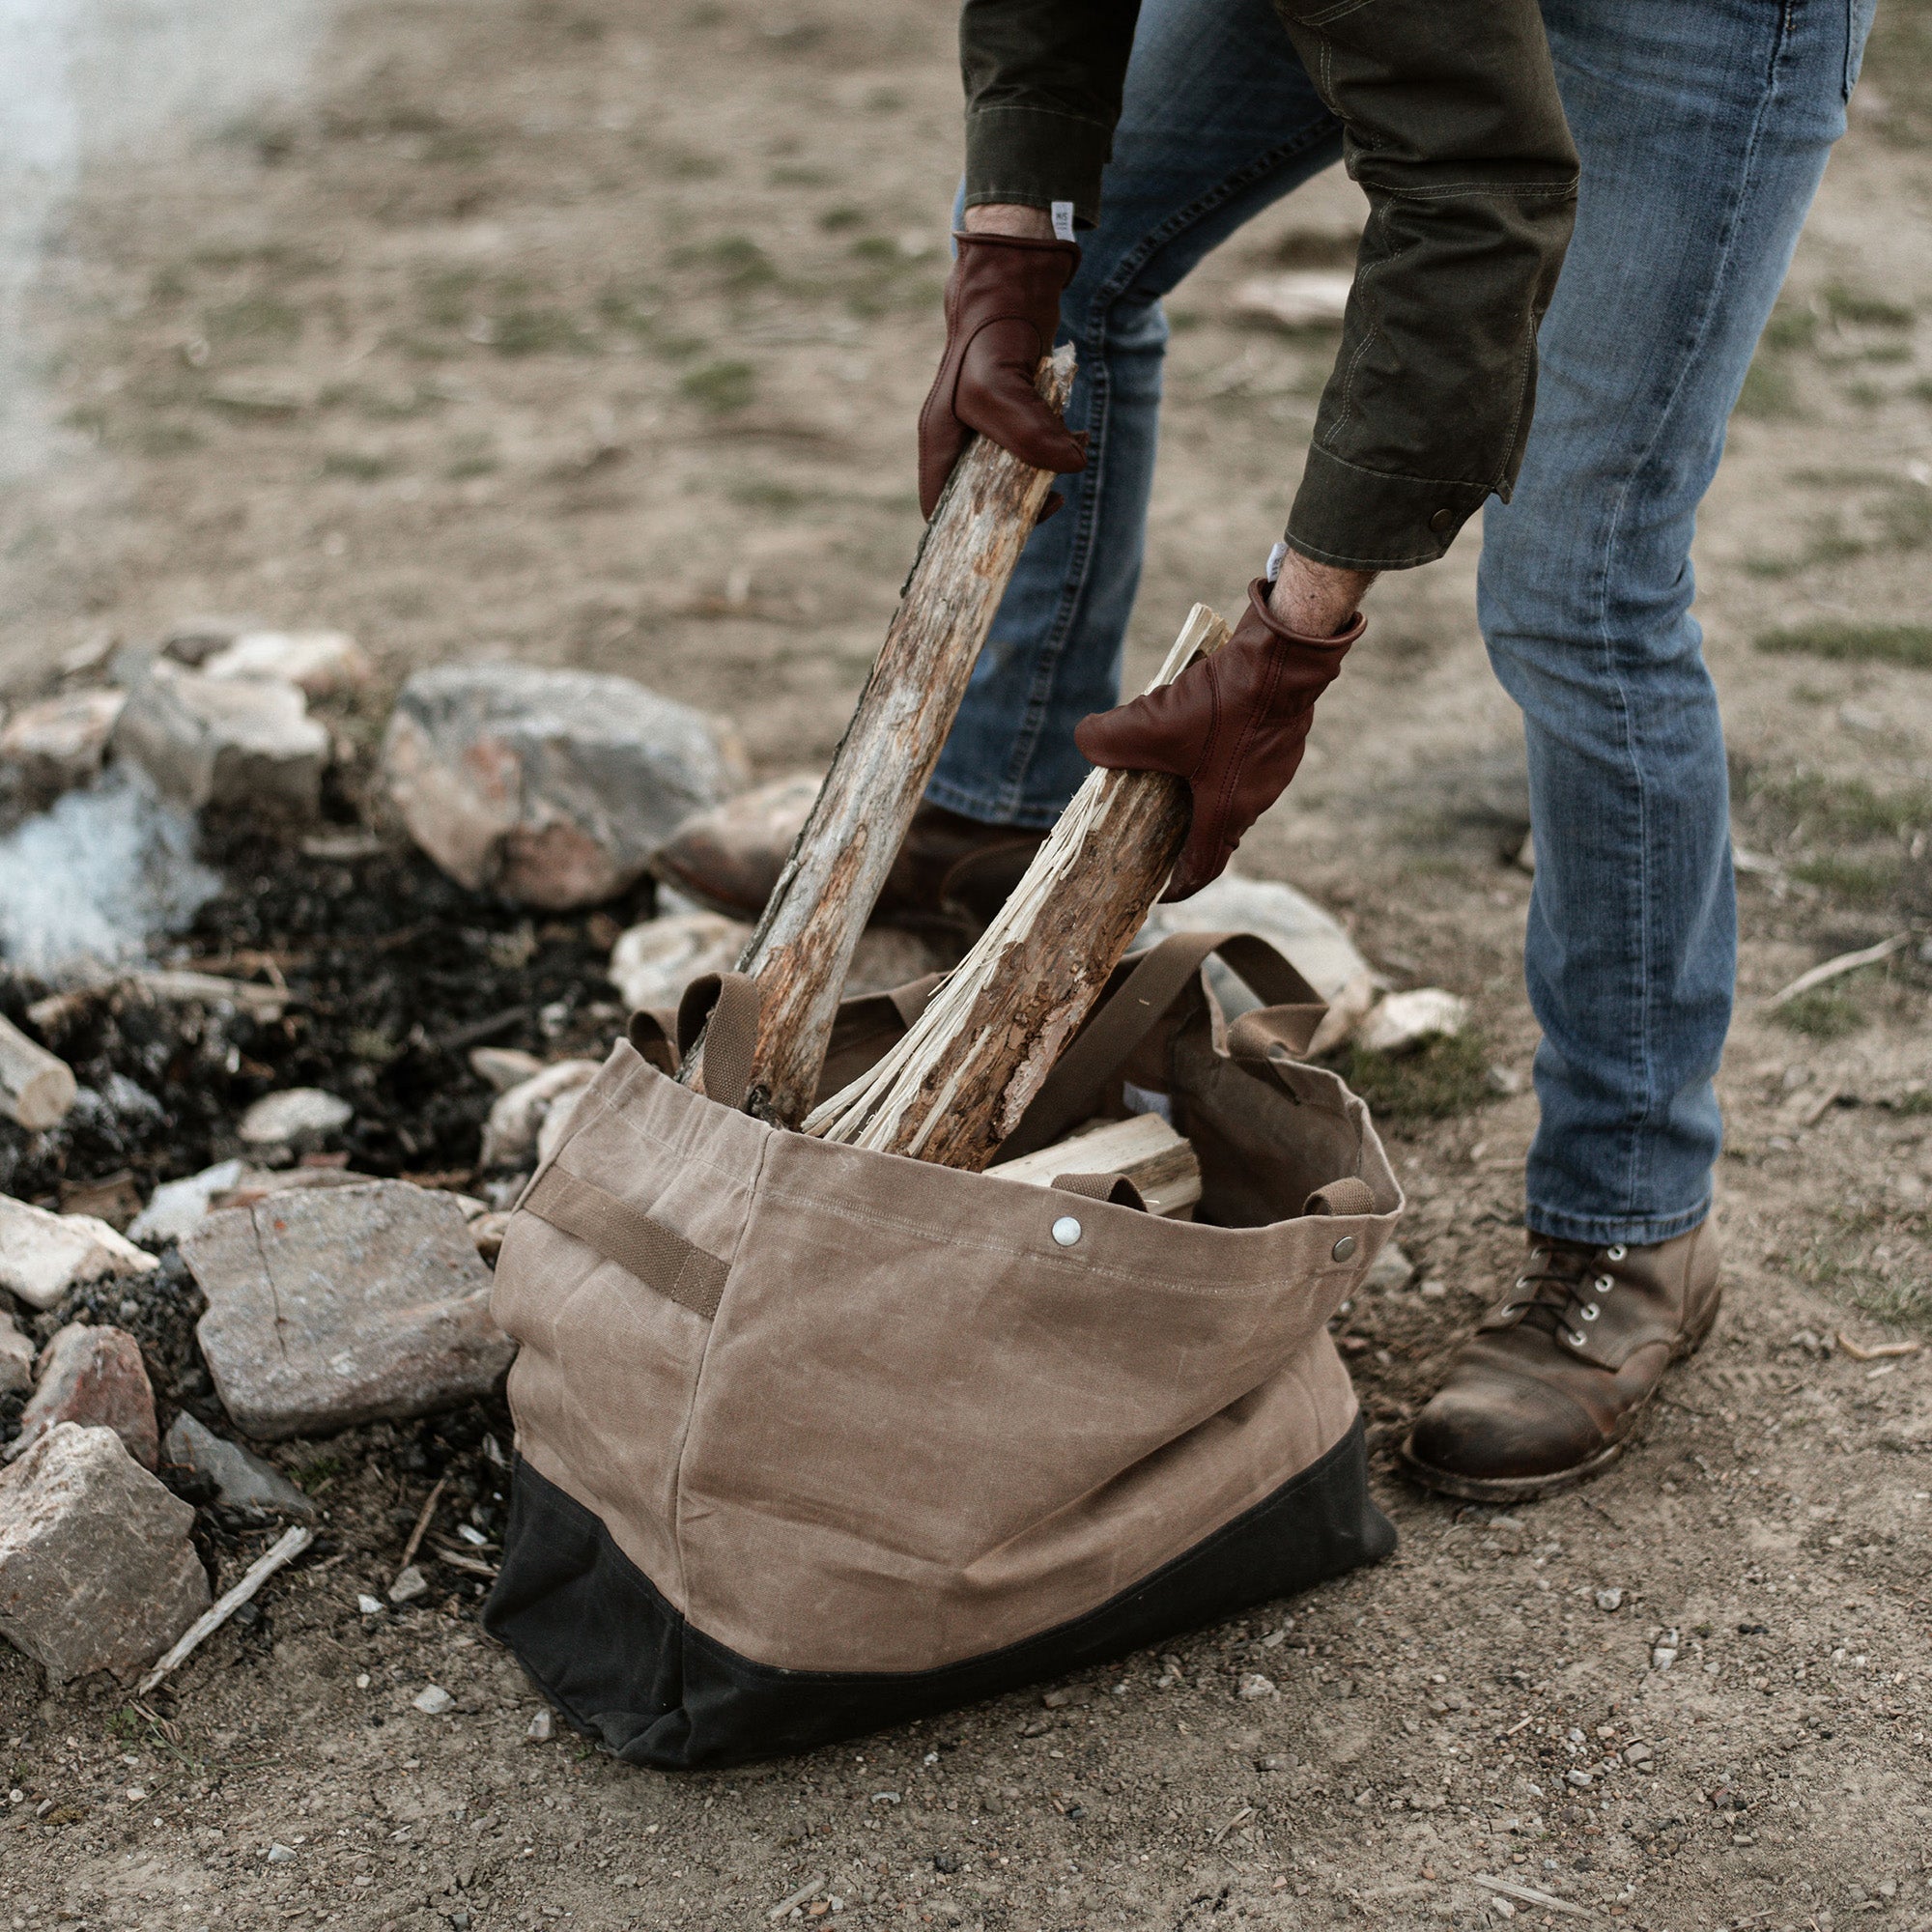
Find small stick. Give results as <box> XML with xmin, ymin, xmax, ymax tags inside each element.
<box><xmin>1835</xmin><ymin>1330</ymin><xmax>1921</xmax><ymax>1361</ymax></box>
<box><xmin>767</xmin><ymin>1874</ymin><xmax>828</xmax><ymax>1921</ymax></box>
<box><xmin>136</xmin><ymin>1524</ymin><xmax>313</xmax><ymax>1695</ymax></box>
<box><xmin>431</xmin><ymin>1541</ymin><xmax>500</xmax><ymax>1579</ymax></box>
<box><xmin>1470</xmin><ymin>1872</ymin><xmax>1588</xmax><ymax>1918</ymax></box>
<box><xmin>1762</xmin><ymin>932</ymin><xmax>1909</xmax><ymax>1010</ymax></box>
<box><xmin>394</xmin><ymin>1475</ymin><xmax>447</xmax><ymax>1588</ymax></box>
<box><xmin>0</xmin><ymin>1013</ymin><xmax>77</xmax><ymax>1131</ymax></box>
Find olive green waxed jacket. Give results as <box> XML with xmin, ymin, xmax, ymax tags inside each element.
<box><xmin>959</xmin><ymin>0</ymin><xmax>1579</xmax><ymax>570</ymax></box>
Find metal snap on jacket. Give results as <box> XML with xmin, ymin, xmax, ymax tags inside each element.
<box><xmin>1332</xmin><ymin>1235</ymin><xmax>1356</xmax><ymax>1262</ymax></box>
<box><xmin>1051</xmin><ymin>1216</ymin><xmax>1082</xmax><ymax>1248</ymax></box>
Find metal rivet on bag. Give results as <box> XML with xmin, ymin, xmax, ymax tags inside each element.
<box><xmin>1051</xmin><ymin>1215</ymin><xmax>1083</xmax><ymax>1248</ymax></box>
<box><xmin>1332</xmin><ymin>1235</ymin><xmax>1356</xmax><ymax>1263</ymax></box>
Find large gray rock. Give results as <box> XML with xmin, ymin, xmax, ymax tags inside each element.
<box><xmin>8</xmin><ymin>1323</ymin><xmax>158</xmax><ymax>1469</ymax></box>
<box><xmin>113</xmin><ymin>659</ymin><xmax>328</xmax><ymax>817</ymax></box>
<box><xmin>0</xmin><ymin>1194</ymin><xmax>159</xmax><ymax>1311</ymax></box>
<box><xmin>160</xmin><ymin>1411</ymin><xmax>315</xmax><ymax>1520</ymax></box>
<box><xmin>0</xmin><ymin>1422</ymin><xmax>210</xmax><ymax>1683</ymax></box>
<box><xmin>201</xmin><ymin>630</ymin><xmax>373</xmax><ymax>699</ymax></box>
<box><xmin>236</xmin><ymin>1086</ymin><xmax>353</xmax><ymax>1153</ymax></box>
<box><xmin>382</xmin><ymin>663</ymin><xmax>748</xmax><ymax>909</ymax></box>
<box><xmin>184</xmin><ymin>1179</ymin><xmax>512</xmax><ymax>1439</ymax></box>
<box><xmin>0</xmin><ymin>1310</ymin><xmax>32</xmax><ymax>1399</ymax></box>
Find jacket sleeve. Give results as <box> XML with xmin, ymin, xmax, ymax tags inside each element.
<box><xmin>1272</xmin><ymin>0</ymin><xmax>1578</xmax><ymax>571</ymax></box>
<box><xmin>959</xmin><ymin>0</ymin><xmax>1143</xmax><ymax>230</ymax></box>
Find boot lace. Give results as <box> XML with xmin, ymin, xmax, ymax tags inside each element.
<box><xmin>1497</xmin><ymin>1240</ymin><xmax>1631</xmax><ymax>1350</ymax></box>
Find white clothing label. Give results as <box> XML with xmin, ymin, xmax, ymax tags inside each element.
<box><xmin>1264</xmin><ymin>540</ymin><xmax>1290</xmax><ymax>583</ymax></box>
<box><xmin>1050</xmin><ymin>200</ymin><xmax>1076</xmax><ymax>242</ymax></box>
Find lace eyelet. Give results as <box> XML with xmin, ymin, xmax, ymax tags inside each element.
<box><xmin>1596</xmin><ymin>1274</ymin><xmax>1614</xmax><ymax>1293</ymax></box>
<box><xmin>1565</xmin><ymin>1329</ymin><xmax>1587</xmax><ymax>1349</ymax></box>
<box><xmin>1516</xmin><ymin>1276</ymin><xmax>1531</xmax><ymax>1291</ymax></box>
<box><xmin>1605</xmin><ymin>1244</ymin><xmax>1627</xmax><ymax>1263</ymax></box>
<box><xmin>1580</xmin><ymin>1303</ymin><xmax>1600</xmax><ymax>1321</ymax></box>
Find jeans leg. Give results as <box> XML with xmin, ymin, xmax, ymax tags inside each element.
<box><xmin>925</xmin><ymin>0</ymin><xmax>1343</xmax><ymax>828</ymax></box>
<box><xmin>1480</xmin><ymin>0</ymin><xmax>1863</xmax><ymax>1244</ymax></box>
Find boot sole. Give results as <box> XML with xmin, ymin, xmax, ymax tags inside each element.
<box><xmin>1397</xmin><ymin>1284</ymin><xmax>1722</xmax><ymax>1505</ymax></box>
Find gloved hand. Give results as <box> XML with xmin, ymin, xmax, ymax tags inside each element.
<box><xmin>1074</xmin><ymin>577</ymin><xmax>1364</xmax><ymax>902</ymax></box>
<box><xmin>917</xmin><ymin>230</ymin><xmax>1088</xmax><ymax>521</ymax></box>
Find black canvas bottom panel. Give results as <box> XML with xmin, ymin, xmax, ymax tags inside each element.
<box><xmin>483</xmin><ymin>1418</ymin><xmax>1395</xmax><ymax>1772</ymax></box>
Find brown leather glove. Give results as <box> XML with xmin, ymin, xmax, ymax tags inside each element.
<box><xmin>917</xmin><ymin>230</ymin><xmax>1088</xmax><ymax>521</ymax></box>
<box><xmin>1074</xmin><ymin>577</ymin><xmax>1364</xmax><ymax>902</ymax></box>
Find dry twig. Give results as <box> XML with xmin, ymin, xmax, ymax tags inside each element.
<box><xmin>136</xmin><ymin>1525</ymin><xmax>314</xmax><ymax>1695</ymax></box>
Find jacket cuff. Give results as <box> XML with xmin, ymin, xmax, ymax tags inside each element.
<box><xmin>963</xmin><ymin>104</ymin><xmax>1111</xmax><ymax>229</ymax></box>
<box><xmin>1285</xmin><ymin>444</ymin><xmax>1494</xmax><ymax>573</ymax></box>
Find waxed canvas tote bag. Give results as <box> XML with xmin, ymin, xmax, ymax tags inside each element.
<box><xmin>482</xmin><ymin>929</ymin><xmax>1402</xmax><ymax>1770</ymax></box>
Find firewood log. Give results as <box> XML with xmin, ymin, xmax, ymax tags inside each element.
<box><xmin>679</xmin><ymin>345</ymin><xmax>1079</xmax><ymax>1125</ymax></box>
<box><xmin>987</xmin><ymin>1112</ymin><xmax>1202</xmax><ymax>1218</ymax></box>
<box><xmin>804</xmin><ymin>602</ymin><xmax>1230</xmax><ymax>1167</ymax></box>
<box><xmin>0</xmin><ymin>1013</ymin><xmax>78</xmax><ymax>1131</ymax></box>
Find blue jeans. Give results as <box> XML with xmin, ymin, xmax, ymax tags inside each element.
<box><xmin>929</xmin><ymin>0</ymin><xmax>1867</xmax><ymax>1245</ymax></box>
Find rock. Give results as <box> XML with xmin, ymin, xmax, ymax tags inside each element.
<box><xmin>1232</xmin><ymin>270</ymin><xmax>1352</xmax><ymax>329</ymax></box>
<box><xmin>382</xmin><ymin>663</ymin><xmax>747</xmax><ymax>909</ymax></box>
<box><xmin>159</xmin><ymin>1412</ymin><xmax>315</xmax><ymax>1520</ymax></box>
<box><xmin>357</xmin><ymin>1593</ymin><xmax>384</xmax><ymax>1615</ymax></box>
<box><xmin>412</xmin><ymin>1685</ymin><xmax>454</xmax><ymax>1715</ymax></box>
<box><xmin>1595</xmin><ymin>1587</ymin><xmax>1624</xmax><ymax>1612</ymax></box>
<box><xmin>267</xmin><ymin>1843</ymin><xmax>297</xmax><ymax>1864</ymax></box>
<box><xmin>1651</xmin><ymin>1629</ymin><xmax>1680</xmax><ymax>1671</ymax></box>
<box><xmin>9</xmin><ymin>1324</ymin><xmax>157</xmax><ymax>1469</ymax></box>
<box><xmin>526</xmin><ymin>1708</ymin><xmax>554</xmax><ymax>1743</ymax></box>
<box><xmin>1363</xmin><ymin>1240</ymin><xmax>1415</xmax><ymax>1294</ymax></box>
<box><xmin>469</xmin><ymin>1210</ymin><xmax>512</xmax><ymax>1265</ymax></box>
<box><xmin>1145</xmin><ymin>872</ymin><xmax>1372</xmax><ymax>1007</ymax></box>
<box><xmin>1565</xmin><ymin>1769</ymin><xmax>1593</xmax><ymax>1788</ymax></box>
<box><xmin>0</xmin><ymin>1310</ymin><xmax>33</xmax><ymax>1399</ymax></box>
<box><xmin>469</xmin><ymin>1046</ymin><xmax>544</xmax><ymax>1094</ymax></box>
<box><xmin>388</xmin><ymin>1564</ymin><xmax>429</xmax><ymax>1605</ymax></box>
<box><xmin>185</xmin><ymin>1180</ymin><xmax>511</xmax><ymax>1439</ymax></box>
<box><xmin>128</xmin><ymin>1157</ymin><xmax>253</xmax><ymax>1246</ymax></box>
<box><xmin>201</xmin><ymin>631</ymin><xmax>374</xmax><ymax>699</ymax></box>
<box><xmin>1357</xmin><ymin>987</ymin><xmax>1469</xmax><ymax>1057</ymax></box>
<box><xmin>113</xmin><ymin>659</ymin><xmax>329</xmax><ymax>817</ymax></box>
<box><xmin>0</xmin><ymin>1422</ymin><xmax>210</xmax><ymax>1683</ymax></box>
<box><xmin>1236</xmin><ymin>1673</ymin><xmax>1278</xmax><ymax>1700</ymax></box>
<box><xmin>1624</xmin><ymin>1742</ymin><xmax>1652</xmax><ymax>1765</ymax></box>
<box><xmin>648</xmin><ymin>773</ymin><xmax>821</xmax><ymax>918</ymax></box>
<box><xmin>0</xmin><ymin>690</ymin><xmax>127</xmax><ymax>800</ymax></box>
<box><xmin>209</xmin><ymin>1167</ymin><xmax>379</xmax><ymax>1211</ymax></box>
<box><xmin>0</xmin><ymin>1196</ymin><xmax>159</xmax><ymax>1311</ymax></box>
<box><xmin>236</xmin><ymin>1087</ymin><xmax>353</xmax><ymax>1154</ymax></box>
<box><xmin>608</xmin><ymin>912</ymin><xmax>750</xmax><ymax>1013</ymax></box>
<box><xmin>478</xmin><ymin>1060</ymin><xmax>600</xmax><ymax>1171</ymax></box>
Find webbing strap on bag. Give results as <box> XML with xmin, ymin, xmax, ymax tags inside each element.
<box><xmin>672</xmin><ymin>971</ymin><xmax>763</xmax><ymax>1112</ymax></box>
<box><xmin>1002</xmin><ymin>930</ymin><xmax>1327</xmax><ymax>1161</ymax></box>
<box><xmin>523</xmin><ymin>1165</ymin><xmax>728</xmax><ymax>1321</ymax></box>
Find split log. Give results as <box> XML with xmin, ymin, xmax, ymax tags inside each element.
<box><xmin>987</xmin><ymin>1112</ymin><xmax>1203</xmax><ymax>1218</ymax></box>
<box><xmin>805</xmin><ymin>603</ymin><xmax>1230</xmax><ymax>1168</ymax></box>
<box><xmin>679</xmin><ymin>344</ymin><xmax>1078</xmax><ymax>1126</ymax></box>
<box><xmin>0</xmin><ymin>1013</ymin><xmax>77</xmax><ymax>1131</ymax></box>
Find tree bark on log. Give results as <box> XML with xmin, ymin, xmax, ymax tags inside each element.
<box><xmin>804</xmin><ymin>602</ymin><xmax>1230</xmax><ymax>1168</ymax></box>
<box><xmin>678</xmin><ymin>344</ymin><xmax>1078</xmax><ymax>1126</ymax></box>
<box><xmin>0</xmin><ymin>1013</ymin><xmax>78</xmax><ymax>1131</ymax></box>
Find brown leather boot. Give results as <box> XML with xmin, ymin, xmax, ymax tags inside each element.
<box><xmin>653</xmin><ymin>782</ymin><xmax>1044</xmax><ymax>927</ymax></box>
<box><xmin>1400</xmin><ymin>1221</ymin><xmax>1721</xmax><ymax>1502</ymax></box>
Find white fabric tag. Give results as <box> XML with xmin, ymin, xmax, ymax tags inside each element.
<box><xmin>1050</xmin><ymin>201</ymin><xmax>1076</xmax><ymax>242</ymax></box>
<box><xmin>1264</xmin><ymin>540</ymin><xmax>1290</xmax><ymax>583</ymax></box>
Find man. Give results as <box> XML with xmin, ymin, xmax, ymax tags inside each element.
<box><xmin>673</xmin><ymin>0</ymin><xmax>1873</xmax><ymax>1501</ymax></box>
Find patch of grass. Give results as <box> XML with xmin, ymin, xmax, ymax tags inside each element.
<box><xmin>1787</xmin><ymin>855</ymin><xmax>1902</xmax><ymax>903</ymax></box>
<box><xmin>595</xmin><ymin>277</ymin><xmax>661</xmax><ymax>338</ymax></box>
<box><xmin>419</xmin><ymin>269</ymin><xmax>483</xmax><ymax>327</ymax></box>
<box><xmin>136</xmin><ymin>422</ymin><xmax>204</xmax><ymax>456</ymax></box>
<box><xmin>658</xmin><ymin>147</ymin><xmax>726</xmax><ymax>180</ymax></box>
<box><xmin>443</xmin><ymin>430</ymin><xmax>497</xmax><ymax>479</ymax></box>
<box><xmin>1760</xmin><ymin>301</ymin><xmax>1818</xmax><ymax>352</ymax></box>
<box><xmin>817</xmin><ymin>205</ymin><xmax>866</xmax><ymax>231</ymax></box>
<box><xmin>849</xmin><ymin>235</ymin><xmax>901</xmax><ymax>264</ymax></box>
<box><xmin>202</xmin><ymin>295</ymin><xmax>301</xmax><ymax>346</ymax></box>
<box><xmin>1750</xmin><ymin>771</ymin><xmax>1932</xmax><ymax>838</ymax></box>
<box><xmin>1755</xmin><ymin>621</ymin><xmax>1932</xmax><ymax>668</ymax></box>
<box><xmin>725</xmin><ymin>477</ymin><xmax>809</xmax><ymax>509</ymax></box>
<box><xmin>1734</xmin><ymin>357</ymin><xmax>1800</xmax><ymax>420</ymax></box>
<box><xmin>678</xmin><ymin>358</ymin><xmax>757</xmax><ymax>412</ymax></box>
<box><xmin>320</xmin><ymin>450</ymin><xmax>395</xmax><ymax>481</ymax></box>
<box><xmin>769</xmin><ymin>163</ymin><xmax>834</xmax><ymax>186</ymax></box>
<box><xmin>1824</xmin><ymin>281</ymin><xmax>1915</xmax><ymax>328</ymax></box>
<box><xmin>490</xmin><ymin>305</ymin><xmax>593</xmax><ymax>355</ymax></box>
<box><xmin>1344</xmin><ymin>1029</ymin><xmax>1495</xmax><ymax>1122</ymax></box>
<box><xmin>1774</xmin><ymin>987</ymin><xmax>1867</xmax><ymax>1038</ymax></box>
<box><xmin>678</xmin><ymin>234</ymin><xmax>780</xmax><ymax>293</ymax></box>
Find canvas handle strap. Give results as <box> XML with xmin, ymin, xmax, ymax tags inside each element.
<box><xmin>1050</xmin><ymin>1170</ymin><xmax>1148</xmax><ymax>1211</ymax></box>
<box><xmin>671</xmin><ymin>971</ymin><xmax>763</xmax><ymax>1112</ymax></box>
<box><xmin>522</xmin><ymin>1165</ymin><xmax>728</xmax><ymax>1321</ymax></box>
<box><xmin>1004</xmin><ymin>929</ymin><xmax>1326</xmax><ymax>1160</ymax></box>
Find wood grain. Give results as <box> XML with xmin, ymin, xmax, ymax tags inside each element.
<box><xmin>804</xmin><ymin>603</ymin><xmax>1229</xmax><ymax>1169</ymax></box>
<box><xmin>678</xmin><ymin>345</ymin><xmax>1078</xmax><ymax>1125</ymax></box>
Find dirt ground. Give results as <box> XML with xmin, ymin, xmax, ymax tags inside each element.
<box><xmin>3</xmin><ymin>0</ymin><xmax>1932</xmax><ymax>1927</ymax></box>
